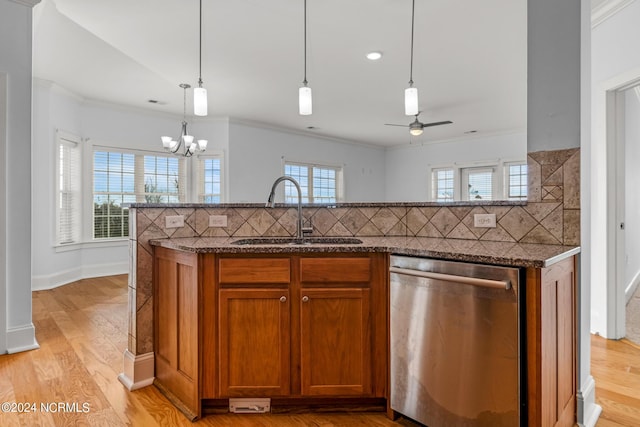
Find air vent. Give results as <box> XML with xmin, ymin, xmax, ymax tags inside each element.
<box><xmin>229</xmin><ymin>398</ymin><xmax>271</xmax><ymax>414</ymax></box>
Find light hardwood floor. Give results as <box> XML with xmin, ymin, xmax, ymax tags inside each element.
<box><xmin>0</xmin><ymin>275</ymin><xmax>638</xmax><ymax>426</ymax></box>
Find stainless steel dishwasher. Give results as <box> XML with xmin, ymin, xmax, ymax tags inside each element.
<box><xmin>390</xmin><ymin>255</ymin><xmax>524</xmax><ymax>427</ymax></box>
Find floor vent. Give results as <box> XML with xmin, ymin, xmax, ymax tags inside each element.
<box><xmin>229</xmin><ymin>398</ymin><xmax>271</xmax><ymax>414</ymax></box>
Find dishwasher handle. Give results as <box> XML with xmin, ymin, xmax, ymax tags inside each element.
<box><xmin>390</xmin><ymin>266</ymin><xmax>511</xmax><ymax>290</ymax></box>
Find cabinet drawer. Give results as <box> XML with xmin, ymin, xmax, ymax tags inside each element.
<box><xmin>219</xmin><ymin>258</ymin><xmax>291</xmax><ymax>284</ymax></box>
<box><xmin>301</xmin><ymin>257</ymin><xmax>371</xmax><ymax>283</ymax></box>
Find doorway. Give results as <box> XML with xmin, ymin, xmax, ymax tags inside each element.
<box><xmin>607</xmin><ymin>81</ymin><xmax>640</xmax><ymax>342</ymax></box>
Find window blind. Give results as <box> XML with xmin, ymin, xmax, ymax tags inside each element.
<box><xmin>57</xmin><ymin>136</ymin><xmax>81</xmax><ymax>245</ymax></box>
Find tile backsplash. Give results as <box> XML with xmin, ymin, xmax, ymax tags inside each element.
<box><xmin>128</xmin><ymin>147</ymin><xmax>580</xmax><ymax>354</ymax></box>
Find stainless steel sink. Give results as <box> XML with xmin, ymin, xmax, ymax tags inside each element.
<box><xmin>231</xmin><ymin>237</ymin><xmax>363</xmax><ymax>245</ymax></box>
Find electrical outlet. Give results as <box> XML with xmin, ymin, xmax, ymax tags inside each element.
<box><xmin>165</xmin><ymin>215</ymin><xmax>184</xmax><ymax>228</ymax></box>
<box><xmin>473</xmin><ymin>213</ymin><xmax>496</xmax><ymax>228</ymax></box>
<box><xmin>209</xmin><ymin>215</ymin><xmax>228</xmax><ymax>227</ymax></box>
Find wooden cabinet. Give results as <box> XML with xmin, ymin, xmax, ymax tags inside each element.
<box><xmin>153</xmin><ymin>247</ymin><xmax>200</xmax><ymax>420</ymax></box>
<box><xmin>526</xmin><ymin>256</ymin><xmax>576</xmax><ymax>427</ymax></box>
<box><xmin>215</xmin><ymin>253</ymin><xmax>387</xmax><ymax>401</ymax></box>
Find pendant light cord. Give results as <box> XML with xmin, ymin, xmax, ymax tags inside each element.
<box><xmin>198</xmin><ymin>0</ymin><xmax>203</xmax><ymax>87</ymax></box>
<box><xmin>303</xmin><ymin>0</ymin><xmax>308</xmax><ymax>86</ymax></box>
<box><xmin>409</xmin><ymin>0</ymin><xmax>415</xmax><ymax>87</ymax></box>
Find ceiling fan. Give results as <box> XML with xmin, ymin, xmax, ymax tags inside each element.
<box><xmin>385</xmin><ymin>113</ymin><xmax>452</xmax><ymax>136</ymax></box>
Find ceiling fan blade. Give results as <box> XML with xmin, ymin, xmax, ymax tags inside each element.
<box><xmin>422</xmin><ymin>120</ymin><xmax>453</xmax><ymax>128</ymax></box>
<box><xmin>384</xmin><ymin>123</ymin><xmax>408</xmax><ymax>127</ymax></box>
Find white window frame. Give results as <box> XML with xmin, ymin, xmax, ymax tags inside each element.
<box><xmin>431</xmin><ymin>167</ymin><xmax>457</xmax><ymax>202</ymax></box>
<box><xmin>55</xmin><ymin>130</ymin><xmax>82</xmax><ymax>246</ymax></box>
<box><xmin>91</xmin><ymin>145</ymin><xmax>187</xmax><ymax>241</ymax></box>
<box><xmin>195</xmin><ymin>150</ymin><xmax>225</xmax><ymax>203</ymax></box>
<box><xmin>428</xmin><ymin>159</ymin><xmax>527</xmax><ymax>202</ymax></box>
<box><xmin>461</xmin><ymin>166</ymin><xmax>498</xmax><ymax>201</ymax></box>
<box><xmin>282</xmin><ymin>159</ymin><xmax>344</xmax><ymax>204</ymax></box>
<box><xmin>504</xmin><ymin>161</ymin><xmax>528</xmax><ymax>200</ymax></box>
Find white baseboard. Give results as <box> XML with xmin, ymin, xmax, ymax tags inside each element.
<box><xmin>6</xmin><ymin>323</ymin><xmax>40</xmax><ymax>354</ymax></box>
<box><xmin>118</xmin><ymin>350</ymin><xmax>155</xmax><ymax>391</ymax></box>
<box><xmin>31</xmin><ymin>261</ymin><xmax>128</xmax><ymax>291</ymax></box>
<box><xmin>625</xmin><ymin>269</ymin><xmax>640</xmax><ymax>304</ymax></box>
<box><xmin>577</xmin><ymin>375</ymin><xmax>602</xmax><ymax>427</ymax></box>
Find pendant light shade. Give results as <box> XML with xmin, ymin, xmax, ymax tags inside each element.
<box><xmin>299</xmin><ymin>0</ymin><xmax>312</xmax><ymax>116</ymax></box>
<box><xmin>194</xmin><ymin>0</ymin><xmax>208</xmax><ymax>116</ymax></box>
<box><xmin>194</xmin><ymin>86</ymin><xmax>208</xmax><ymax>116</ymax></box>
<box><xmin>405</xmin><ymin>0</ymin><xmax>419</xmax><ymax>116</ymax></box>
<box><xmin>299</xmin><ymin>85</ymin><xmax>312</xmax><ymax>115</ymax></box>
<box><xmin>405</xmin><ymin>87</ymin><xmax>419</xmax><ymax>116</ymax></box>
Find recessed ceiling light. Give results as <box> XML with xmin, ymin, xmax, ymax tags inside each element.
<box><xmin>366</xmin><ymin>51</ymin><xmax>382</xmax><ymax>61</ymax></box>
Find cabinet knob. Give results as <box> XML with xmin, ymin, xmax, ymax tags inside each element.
<box><xmin>280</xmin><ymin>296</ymin><xmax>287</xmax><ymax>303</ymax></box>
<box><xmin>302</xmin><ymin>296</ymin><xmax>309</xmax><ymax>302</ymax></box>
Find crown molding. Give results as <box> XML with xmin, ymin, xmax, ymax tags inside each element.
<box><xmin>592</xmin><ymin>0</ymin><xmax>636</xmax><ymax>28</ymax></box>
<box><xmin>8</xmin><ymin>0</ymin><xmax>41</xmax><ymax>8</ymax></box>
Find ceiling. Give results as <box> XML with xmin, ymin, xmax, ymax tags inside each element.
<box><xmin>32</xmin><ymin>0</ymin><xmax>527</xmax><ymax>147</ymax></box>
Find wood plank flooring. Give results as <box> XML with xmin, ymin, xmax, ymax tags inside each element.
<box><xmin>0</xmin><ymin>274</ymin><xmax>638</xmax><ymax>426</ymax></box>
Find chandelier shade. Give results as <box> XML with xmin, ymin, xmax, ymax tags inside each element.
<box><xmin>161</xmin><ymin>83</ymin><xmax>207</xmax><ymax>157</ymax></box>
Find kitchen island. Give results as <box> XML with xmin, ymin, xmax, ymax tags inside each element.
<box><xmin>149</xmin><ymin>235</ymin><xmax>579</xmax><ymax>426</ymax></box>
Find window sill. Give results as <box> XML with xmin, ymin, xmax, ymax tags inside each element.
<box><xmin>54</xmin><ymin>239</ymin><xmax>128</xmax><ymax>253</ymax></box>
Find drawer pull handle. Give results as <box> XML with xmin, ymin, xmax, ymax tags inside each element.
<box><xmin>302</xmin><ymin>296</ymin><xmax>310</xmax><ymax>302</ymax></box>
<box><xmin>280</xmin><ymin>296</ymin><xmax>287</xmax><ymax>303</ymax></box>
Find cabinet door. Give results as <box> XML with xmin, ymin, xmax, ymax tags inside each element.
<box><xmin>218</xmin><ymin>288</ymin><xmax>290</xmax><ymax>397</ymax></box>
<box><xmin>299</xmin><ymin>288</ymin><xmax>371</xmax><ymax>396</ymax></box>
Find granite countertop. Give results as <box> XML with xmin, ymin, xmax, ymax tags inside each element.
<box><xmin>149</xmin><ymin>236</ymin><xmax>580</xmax><ymax>268</ymax></box>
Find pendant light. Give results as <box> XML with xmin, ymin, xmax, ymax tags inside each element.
<box><xmin>161</xmin><ymin>83</ymin><xmax>207</xmax><ymax>157</ymax></box>
<box><xmin>193</xmin><ymin>0</ymin><xmax>208</xmax><ymax>116</ymax></box>
<box><xmin>405</xmin><ymin>0</ymin><xmax>419</xmax><ymax>116</ymax></box>
<box><xmin>299</xmin><ymin>0</ymin><xmax>312</xmax><ymax>115</ymax></box>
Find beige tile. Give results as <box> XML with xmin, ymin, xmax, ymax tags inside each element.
<box><xmin>527</xmin><ymin>155</ymin><xmax>542</xmax><ymax>203</ymax></box>
<box><xmin>355</xmin><ymin>221</ymin><xmax>382</xmax><ymax>236</ymax></box>
<box><xmin>429</xmin><ymin>207</ymin><xmax>461</xmax><ymax>237</ymax></box>
<box><xmin>234</xmin><ymin>208</ymin><xmax>258</xmax><ymax>220</ymax></box>
<box><xmin>415</xmin><ymin>222</ymin><xmax>444</xmax><ymax>238</ymax></box>
<box><xmin>140</xmin><ymin>207</ymin><xmax>166</xmax><ymax>222</ymax></box>
<box><xmin>540</xmin><ymin>205</ymin><xmax>564</xmax><ymax>242</ymax></box>
<box><xmin>135</xmin><ymin>209</ymin><xmax>153</xmax><ymax>238</ymax></box>
<box><xmin>541</xmin><ymin>164</ymin><xmax>563</xmax><ymax>185</ymax></box>
<box><xmin>325</xmin><ymin>222</ymin><xmax>353</xmax><ymax>236</ymax></box>
<box><xmin>460</xmin><ymin>206</ymin><xmax>489</xmax><ymax>239</ymax></box>
<box><xmin>224</xmin><ymin>209</ymin><xmax>249</xmax><ymax>235</ymax></box>
<box><xmin>520</xmin><ymin>224</ymin><xmax>562</xmax><ymax>245</ymax></box>
<box><xmin>357</xmin><ymin>207</ymin><xmax>380</xmax><ymax>220</ymax></box>
<box><xmin>370</xmin><ymin>208</ymin><xmax>403</xmax><ymax>235</ymax></box>
<box><xmin>447</xmin><ymin>222</ymin><xmax>477</xmax><ymax>240</ymax></box>
<box><xmin>136</xmin><ymin>297</ymin><xmax>153</xmax><ymax>354</ymax></box>
<box><xmin>264</xmin><ymin>222</ymin><xmax>291</xmax><ymax>237</ymax></box>
<box><xmin>564</xmin><ymin>209</ymin><xmax>581</xmax><ymax>245</ymax></box>
<box><xmin>246</xmin><ymin>209</ymin><xmax>277</xmax><ymax>235</ymax></box>
<box><xmin>419</xmin><ymin>207</ymin><xmax>441</xmax><ymax>221</ymax></box>
<box><xmin>449</xmin><ymin>206</ymin><xmax>473</xmax><ymax>221</ymax></box>
<box><xmin>498</xmin><ymin>207</ymin><xmax>537</xmax><ymax>241</ymax></box>
<box><xmin>339</xmin><ymin>208</ymin><xmax>370</xmax><ymax>234</ymax></box>
<box><xmin>479</xmin><ymin>224</ymin><xmax>517</xmax><ymax>242</ymax></box>
<box><xmin>387</xmin><ymin>221</ymin><xmax>407</xmax><ymax>236</ymax></box>
<box><xmin>233</xmin><ymin>222</ymin><xmax>261</xmax><ymax>237</ymax></box>
<box><xmin>484</xmin><ymin>206</ymin><xmax>514</xmax><ymax>220</ymax></box>
<box><xmin>563</xmin><ymin>150</ymin><xmax>580</xmax><ymax>209</ymax></box>
<box><xmin>406</xmin><ymin>208</ymin><xmax>429</xmax><ymax>235</ymax></box>
<box><xmin>310</xmin><ymin>208</ymin><xmax>339</xmax><ymax>235</ymax></box>
<box><xmin>524</xmin><ymin>202</ymin><xmax>561</xmax><ymax>222</ymax></box>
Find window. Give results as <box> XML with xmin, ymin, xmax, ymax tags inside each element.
<box><xmin>93</xmin><ymin>149</ymin><xmax>185</xmax><ymax>239</ymax></box>
<box><xmin>461</xmin><ymin>167</ymin><xmax>494</xmax><ymax>201</ymax></box>
<box><xmin>56</xmin><ymin>132</ymin><xmax>82</xmax><ymax>245</ymax></box>
<box><xmin>197</xmin><ymin>155</ymin><xmax>223</xmax><ymax>203</ymax></box>
<box><xmin>284</xmin><ymin>162</ymin><xmax>342</xmax><ymax>203</ymax></box>
<box><xmin>506</xmin><ymin>162</ymin><xmax>528</xmax><ymax>200</ymax></box>
<box><xmin>432</xmin><ymin>168</ymin><xmax>455</xmax><ymax>202</ymax></box>
<box><xmin>430</xmin><ymin>160</ymin><xmax>527</xmax><ymax>201</ymax></box>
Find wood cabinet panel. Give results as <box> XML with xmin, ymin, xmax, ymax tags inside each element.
<box><xmin>154</xmin><ymin>247</ymin><xmax>200</xmax><ymax>419</ymax></box>
<box><xmin>218</xmin><ymin>288</ymin><xmax>291</xmax><ymax>397</ymax></box>
<box><xmin>300</xmin><ymin>257</ymin><xmax>371</xmax><ymax>283</ymax></box>
<box><xmin>526</xmin><ymin>256</ymin><xmax>576</xmax><ymax>427</ymax></box>
<box><xmin>300</xmin><ymin>288</ymin><xmax>371</xmax><ymax>396</ymax></box>
<box><xmin>219</xmin><ymin>257</ymin><xmax>290</xmax><ymax>284</ymax></box>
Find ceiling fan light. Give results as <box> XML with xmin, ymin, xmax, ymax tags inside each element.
<box><xmin>409</xmin><ymin>127</ymin><xmax>423</xmax><ymax>136</ymax></box>
<box><xmin>405</xmin><ymin>87</ymin><xmax>419</xmax><ymax>116</ymax></box>
<box><xmin>194</xmin><ymin>87</ymin><xmax>208</xmax><ymax>116</ymax></box>
<box><xmin>299</xmin><ymin>86</ymin><xmax>312</xmax><ymax>115</ymax></box>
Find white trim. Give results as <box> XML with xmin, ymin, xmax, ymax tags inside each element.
<box><xmin>118</xmin><ymin>350</ymin><xmax>155</xmax><ymax>391</ymax></box>
<box><xmin>6</xmin><ymin>324</ymin><xmax>39</xmax><ymax>354</ymax></box>
<box><xmin>31</xmin><ymin>261</ymin><xmax>128</xmax><ymax>291</ymax></box>
<box><xmin>577</xmin><ymin>375</ymin><xmax>602</xmax><ymax>427</ymax></box>
<box><xmin>591</xmin><ymin>0</ymin><xmax>636</xmax><ymax>28</ymax></box>
<box><xmin>625</xmin><ymin>269</ymin><xmax>640</xmax><ymax>303</ymax></box>
<box><xmin>1</xmin><ymin>72</ymin><xmax>7</xmax><ymax>353</ymax></box>
<box><xmin>54</xmin><ymin>238</ymin><xmax>128</xmax><ymax>253</ymax></box>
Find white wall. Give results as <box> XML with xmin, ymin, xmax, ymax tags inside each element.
<box><xmin>591</xmin><ymin>0</ymin><xmax>640</xmax><ymax>337</ymax></box>
<box><xmin>1</xmin><ymin>0</ymin><xmax>39</xmax><ymax>354</ymax></box>
<box><xmin>384</xmin><ymin>132</ymin><xmax>526</xmax><ymax>201</ymax></box>
<box><xmin>228</xmin><ymin>121</ymin><xmax>386</xmax><ymax>203</ymax></box>
<box><xmin>624</xmin><ymin>87</ymin><xmax>640</xmax><ymax>297</ymax></box>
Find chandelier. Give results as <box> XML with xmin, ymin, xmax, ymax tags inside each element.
<box><xmin>161</xmin><ymin>83</ymin><xmax>207</xmax><ymax>157</ymax></box>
